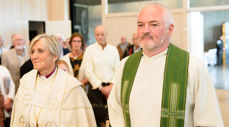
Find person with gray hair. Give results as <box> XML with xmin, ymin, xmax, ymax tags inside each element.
<box><xmin>108</xmin><ymin>4</ymin><xmax>223</xmax><ymax>127</ymax></box>
<box><xmin>117</xmin><ymin>36</ymin><xmax>131</xmax><ymax>60</ymax></box>
<box><xmin>1</xmin><ymin>34</ymin><xmax>29</xmax><ymax>93</ymax></box>
<box><xmin>55</xmin><ymin>34</ymin><xmax>70</xmax><ymax>58</ymax></box>
<box><xmin>10</xmin><ymin>34</ymin><xmax>96</xmax><ymax>127</ymax></box>
<box><xmin>122</xmin><ymin>33</ymin><xmax>141</xmax><ymax>59</ymax></box>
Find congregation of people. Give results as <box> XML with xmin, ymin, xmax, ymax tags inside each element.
<box><xmin>0</xmin><ymin>3</ymin><xmax>225</xmax><ymax>127</ymax></box>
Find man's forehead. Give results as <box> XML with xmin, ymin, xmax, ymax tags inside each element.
<box><xmin>137</xmin><ymin>20</ymin><xmax>159</xmax><ymax>24</ymax></box>
<box><xmin>137</xmin><ymin>10</ymin><xmax>164</xmax><ymax>24</ymax></box>
<box><xmin>13</xmin><ymin>35</ymin><xmax>24</xmax><ymax>40</ymax></box>
<box><xmin>95</xmin><ymin>29</ymin><xmax>106</xmax><ymax>35</ymax></box>
<box><xmin>95</xmin><ymin>31</ymin><xmax>104</xmax><ymax>35</ymax></box>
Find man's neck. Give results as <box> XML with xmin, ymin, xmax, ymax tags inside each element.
<box><xmin>16</xmin><ymin>49</ymin><xmax>24</xmax><ymax>56</ymax></box>
<box><xmin>143</xmin><ymin>42</ymin><xmax>169</xmax><ymax>57</ymax></box>
<box><xmin>99</xmin><ymin>42</ymin><xmax>107</xmax><ymax>49</ymax></box>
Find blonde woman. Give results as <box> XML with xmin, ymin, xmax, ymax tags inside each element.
<box><xmin>10</xmin><ymin>34</ymin><xmax>96</xmax><ymax>127</ymax></box>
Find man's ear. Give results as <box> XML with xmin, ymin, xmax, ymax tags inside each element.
<box><xmin>168</xmin><ymin>24</ymin><xmax>174</xmax><ymax>37</ymax></box>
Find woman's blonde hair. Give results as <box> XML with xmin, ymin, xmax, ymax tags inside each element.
<box><xmin>56</xmin><ymin>60</ymin><xmax>69</xmax><ymax>71</ymax></box>
<box><xmin>30</xmin><ymin>34</ymin><xmax>62</xmax><ymax>58</ymax></box>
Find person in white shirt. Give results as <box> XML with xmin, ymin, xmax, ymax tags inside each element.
<box><xmin>10</xmin><ymin>34</ymin><xmax>96</xmax><ymax>127</ymax></box>
<box><xmin>108</xmin><ymin>4</ymin><xmax>224</xmax><ymax>127</ymax></box>
<box><xmin>83</xmin><ymin>25</ymin><xmax>120</xmax><ymax>127</ymax></box>
<box><xmin>0</xmin><ymin>65</ymin><xmax>15</xmax><ymax>127</ymax></box>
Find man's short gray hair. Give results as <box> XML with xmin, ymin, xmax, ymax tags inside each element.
<box><xmin>30</xmin><ymin>34</ymin><xmax>62</xmax><ymax>58</ymax></box>
<box><xmin>163</xmin><ymin>6</ymin><xmax>173</xmax><ymax>28</ymax></box>
<box><xmin>143</xmin><ymin>4</ymin><xmax>173</xmax><ymax>28</ymax></box>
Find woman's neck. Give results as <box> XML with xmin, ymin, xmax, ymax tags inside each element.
<box><xmin>72</xmin><ymin>49</ymin><xmax>82</xmax><ymax>57</ymax></box>
<box><xmin>39</xmin><ymin>65</ymin><xmax>56</xmax><ymax>77</ymax></box>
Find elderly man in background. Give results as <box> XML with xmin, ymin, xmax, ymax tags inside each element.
<box><xmin>117</xmin><ymin>36</ymin><xmax>131</xmax><ymax>60</ymax></box>
<box><xmin>1</xmin><ymin>34</ymin><xmax>29</xmax><ymax>93</ymax></box>
<box><xmin>122</xmin><ymin>33</ymin><xmax>141</xmax><ymax>59</ymax></box>
<box><xmin>0</xmin><ymin>35</ymin><xmax>9</xmax><ymax>65</ymax></box>
<box><xmin>56</xmin><ymin>34</ymin><xmax>70</xmax><ymax>58</ymax></box>
<box><xmin>83</xmin><ymin>25</ymin><xmax>120</xmax><ymax>127</ymax></box>
<box><xmin>108</xmin><ymin>4</ymin><xmax>223</xmax><ymax>127</ymax></box>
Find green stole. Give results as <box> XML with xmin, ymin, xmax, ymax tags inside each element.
<box><xmin>121</xmin><ymin>44</ymin><xmax>189</xmax><ymax>127</ymax></box>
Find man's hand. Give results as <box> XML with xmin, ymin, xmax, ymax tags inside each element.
<box><xmin>81</xmin><ymin>78</ymin><xmax>89</xmax><ymax>85</ymax></box>
<box><xmin>101</xmin><ymin>83</ymin><xmax>113</xmax><ymax>99</ymax></box>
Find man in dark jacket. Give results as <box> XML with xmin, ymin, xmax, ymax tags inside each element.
<box><xmin>122</xmin><ymin>33</ymin><xmax>141</xmax><ymax>59</ymax></box>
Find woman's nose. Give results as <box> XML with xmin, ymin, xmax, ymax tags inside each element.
<box><xmin>30</xmin><ymin>52</ymin><xmax>38</xmax><ymax>59</ymax></box>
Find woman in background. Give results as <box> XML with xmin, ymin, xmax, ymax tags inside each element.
<box><xmin>62</xmin><ymin>33</ymin><xmax>88</xmax><ymax>85</ymax></box>
<box><xmin>10</xmin><ymin>34</ymin><xmax>96</xmax><ymax>127</ymax></box>
<box><xmin>57</xmin><ymin>60</ymin><xmax>69</xmax><ymax>72</ymax></box>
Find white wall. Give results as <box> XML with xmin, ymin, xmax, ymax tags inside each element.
<box><xmin>88</xmin><ymin>2</ymin><xmax>188</xmax><ymax>50</ymax></box>
<box><xmin>46</xmin><ymin>20</ymin><xmax>71</xmax><ymax>38</ymax></box>
<box><xmin>105</xmin><ymin>13</ymin><xmax>137</xmax><ymax>46</ymax></box>
<box><xmin>0</xmin><ymin>0</ymin><xmax>70</xmax><ymax>47</ymax></box>
<box><xmin>0</xmin><ymin>0</ymin><xmax>48</xmax><ymax>47</ymax></box>
<box><xmin>104</xmin><ymin>10</ymin><xmax>188</xmax><ymax>50</ymax></box>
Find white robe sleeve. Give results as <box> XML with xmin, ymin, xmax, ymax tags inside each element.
<box><xmin>61</xmin><ymin>86</ymin><xmax>97</xmax><ymax>127</ymax></box>
<box><xmin>10</xmin><ymin>77</ymin><xmax>26</xmax><ymax>127</ymax></box>
<box><xmin>6</xmin><ymin>68</ymin><xmax>15</xmax><ymax>99</ymax></box>
<box><xmin>108</xmin><ymin>59</ymin><xmax>126</xmax><ymax>127</ymax></box>
<box><xmin>0</xmin><ymin>66</ymin><xmax>15</xmax><ymax>99</ymax></box>
<box><xmin>111</xmin><ymin>48</ymin><xmax>120</xmax><ymax>84</ymax></box>
<box><xmin>78</xmin><ymin>54</ymin><xmax>87</xmax><ymax>81</ymax></box>
<box><xmin>188</xmin><ymin>56</ymin><xmax>224</xmax><ymax>127</ymax></box>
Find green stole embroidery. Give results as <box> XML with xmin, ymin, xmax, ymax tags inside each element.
<box><xmin>121</xmin><ymin>44</ymin><xmax>189</xmax><ymax>127</ymax></box>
